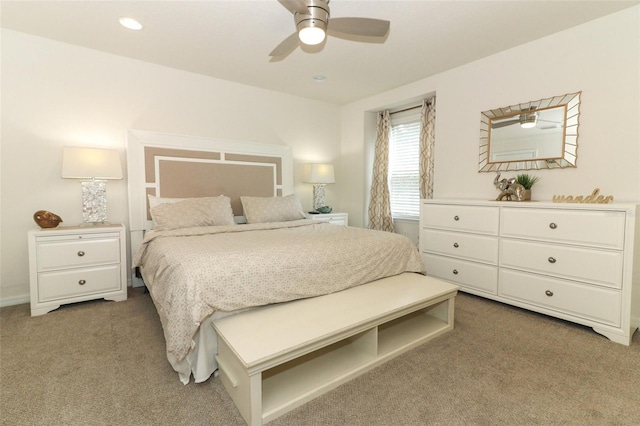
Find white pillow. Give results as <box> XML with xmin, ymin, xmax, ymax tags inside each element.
<box><xmin>148</xmin><ymin>195</ymin><xmax>235</xmax><ymax>229</ymax></box>
<box><xmin>240</xmin><ymin>194</ymin><xmax>306</xmax><ymax>224</ymax></box>
<box><xmin>148</xmin><ymin>194</ymin><xmax>184</xmax><ymax>211</ymax></box>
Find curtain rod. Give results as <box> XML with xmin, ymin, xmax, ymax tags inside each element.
<box><xmin>389</xmin><ymin>104</ymin><xmax>422</xmax><ymax>115</ymax></box>
<box><xmin>389</xmin><ymin>96</ymin><xmax>435</xmax><ymax>115</ymax></box>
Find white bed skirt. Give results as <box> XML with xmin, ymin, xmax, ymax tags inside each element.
<box><xmin>146</xmin><ymin>280</ymin><xmax>251</xmax><ymax>384</ymax></box>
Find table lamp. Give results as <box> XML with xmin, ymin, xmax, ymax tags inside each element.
<box><xmin>303</xmin><ymin>163</ymin><xmax>335</xmax><ymax>212</ymax></box>
<box><xmin>62</xmin><ymin>146</ymin><xmax>122</xmax><ymax>223</ymax></box>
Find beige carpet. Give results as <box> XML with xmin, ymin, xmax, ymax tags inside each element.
<box><xmin>1</xmin><ymin>288</ymin><xmax>639</xmax><ymax>425</ymax></box>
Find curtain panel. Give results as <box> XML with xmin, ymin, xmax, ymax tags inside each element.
<box><xmin>368</xmin><ymin>110</ymin><xmax>394</xmax><ymax>232</ymax></box>
<box><xmin>420</xmin><ymin>97</ymin><xmax>436</xmax><ymax>200</ymax></box>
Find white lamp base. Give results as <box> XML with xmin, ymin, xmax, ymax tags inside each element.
<box><xmin>312</xmin><ymin>184</ymin><xmax>327</xmax><ymax>211</ymax></box>
<box><xmin>81</xmin><ymin>180</ymin><xmax>108</xmax><ymax>223</ymax></box>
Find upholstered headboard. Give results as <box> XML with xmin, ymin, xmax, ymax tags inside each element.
<box><xmin>126</xmin><ymin>129</ymin><xmax>293</xmax><ymax>286</ymax></box>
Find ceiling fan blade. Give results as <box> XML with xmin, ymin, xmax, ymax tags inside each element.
<box><xmin>492</xmin><ymin>119</ymin><xmax>520</xmax><ymax>129</ymax></box>
<box><xmin>278</xmin><ymin>0</ymin><xmax>310</xmax><ymax>15</ymax></box>
<box><xmin>328</xmin><ymin>17</ymin><xmax>390</xmax><ymax>38</ymax></box>
<box><xmin>269</xmin><ymin>32</ymin><xmax>300</xmax><ymax>59</ymax></box>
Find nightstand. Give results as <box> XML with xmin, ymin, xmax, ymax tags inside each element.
<box><xmin>28</xmin><ymin>224</ymin><xmax>127</xmax><ymax>316</ymax></box>
<box><xmin>307</xmin><ymin>212</ymin><xmax>348</xmax><ymax>226</ymax></box>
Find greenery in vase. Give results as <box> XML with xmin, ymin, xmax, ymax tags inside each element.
<box><xmin>515</xmin><ymin>173</ymin><xmax>540</xmax><ymax>190</ymax></box>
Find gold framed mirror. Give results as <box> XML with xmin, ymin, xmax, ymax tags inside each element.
<box><xmin>479</xmin><ymin>91</ymin><xmax>581</xmax><ymax>171</ymax></box>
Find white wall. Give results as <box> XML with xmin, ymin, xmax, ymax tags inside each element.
<box><xmin>0</xmin><ymin>30</ymin><xmax>342</xmax><ymax>304</ymax></box>
<box><xmin>2</xmin><ymin>7</ymin><xmax>639</xmax><ymax>305</ymax></box>
<box><xmin>340</xmin><ymin>7</ymin><xmax>640</xmax><ymax>229</ymax></box>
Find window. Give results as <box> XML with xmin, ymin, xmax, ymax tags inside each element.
<box><xmin>388</xmin><ymin>111</ymin><xmax>421</xmax><ymax>219</ymax></box>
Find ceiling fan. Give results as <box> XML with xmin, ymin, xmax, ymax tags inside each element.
<box><xmin>491</xmin><ymin>108</ymin><xmax>561</xmax><ymax>130</ymax></box>
<box><xmin>269</xmin><ymin>0</ymin><xmax>390</xmax><ymax>59</ymax></box>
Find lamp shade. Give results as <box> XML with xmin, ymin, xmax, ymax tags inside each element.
<box><xmin>62</xmin><ymin>147</ymin><xmax>123</xmax><ymax>179</ymax></box>
<box><xmin>303</xmin><ymin>163</ymin><xmax>335</xmax><ymax>184</ymax></box>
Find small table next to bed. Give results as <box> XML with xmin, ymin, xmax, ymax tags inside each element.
<box><xmin>213</xmin><ymin>272</ymin><xmax>458</xmax><ymax>426</ymax></box>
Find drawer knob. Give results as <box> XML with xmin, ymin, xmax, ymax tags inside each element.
<box><xmin>78</xmin><ymin>279</ymin><xmax>86</xmax><ymax>286</ymax></box>
<box><xmin>545</xmin><ymin>290</ymin><xmax>554</xmax><ymax>297</ymax></box>
<box><xmin>453</xmin><ymin>242</ymin><xmax>459</xmax><ymax>248</ymax></box>
<box><xmin>454</xmin><ymin>215</ymin><xmax>460</xmax><ymax>221</ymax></box>
<box><xmin>77</xmin><ymin>251</ymin><xmax>85</xmax><ymax>257</ymax></box>
<box><xmin>549</xmin><ymin>222</ymin><xmax>557</xmax><ymax>230</ymax></box>
<box><xmin>452</xmin><ymin>269</ymin><xmax>459</xmax><ymax>275</ymax></box>
<box><xmin>548</xmin><ymin>257</ymin><xmax>556</xmax><ymax>264</ymax></box>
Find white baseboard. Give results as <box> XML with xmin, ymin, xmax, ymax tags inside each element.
<box><xmin>0</xmin><ymin>294</ymin><xmax>29</xmax><ymax>308</ymax></box>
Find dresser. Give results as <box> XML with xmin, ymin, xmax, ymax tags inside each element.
<box><xmin>28</xmin><ymin>224</ymin><xmax>127</xmax><ymax>316</ymax></box>
<box><xmin>306</xmin><ymin>212</ymin><xmax>348</xmax><ymax>226</ymax></box>
<box><xmin>420</xmin><ymin>199</ymin><xmax>639</xmax><ymax>345</ymax></box>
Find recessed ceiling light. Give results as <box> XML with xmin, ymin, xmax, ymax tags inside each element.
<box><xmin>312</xmin><ymin>75</ymin><xmax>327</xmax><ymax>83</ymax></box>
<box><xmin>119</xmin><ymin>17</ymin><xmax>143</xmax><ymax>31</ymax></box>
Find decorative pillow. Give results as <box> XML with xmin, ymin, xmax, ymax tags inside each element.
<box><xmin>240</xmin><ymin>194</ymin><xmax>306</xmax><ymax>224</ymax></box>
<box><xmin>148</xmin><ymin>194</ymin><xmax>184</xmax><ymax>211</ymax></box>
<box><xmin>148</xmin><ymin>195</ymin><xmax>235</xmax><ymax>230</ymax></box>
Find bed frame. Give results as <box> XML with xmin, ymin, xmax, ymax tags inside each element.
<box><xmin>126</xmin><ymin>129</ymin><xmax>293</xmax><ymax>287</ymax></box>
<box><xmin>125</xmin><ymin>129</ymin><xmax>458</xmax><ymax>401</ymax></box>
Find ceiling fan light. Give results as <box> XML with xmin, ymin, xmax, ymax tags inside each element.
<box><xmin>520</xmin><ymin>112</ymin><xmax>538</xmax><ymax>128</ymax></box>
<box><xmin>119</xmin><ymin>17</ymin><xmax>143</xmax><ymax>31</ymax></box>
<box><xmin>298</xmin><ymin>25</ymin><xmax>326</xmax><ymax>45</ymax></box>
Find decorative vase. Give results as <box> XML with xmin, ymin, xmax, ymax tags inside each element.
<box><xmin>522</xmin><ymin>190</ymin><xmax>531</xmax><ymax>201</ymax></box>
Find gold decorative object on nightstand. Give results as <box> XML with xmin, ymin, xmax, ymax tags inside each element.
<box><xmin>552</xmin><ymin>188</ymin><xmax>613</xmax><ymax>204</ymax></box>
<box><xmin>33</xmin><ymin>210</ymin><xmax>63</xmax><ymax>228</ymax></box>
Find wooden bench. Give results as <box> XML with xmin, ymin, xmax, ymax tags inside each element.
<box><xmin>213</xmin><ymin>272</ymin><xmax>458</xmax><ymax>425</ymax></box>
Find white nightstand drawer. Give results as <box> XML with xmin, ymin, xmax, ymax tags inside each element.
<box><xmin>423</xmin><ymin>253</ymin><xmax>498</xmax><ymax>295</ymax></box>
<box><xmin>422</xmin><ymin>228</ymin><xmax>498</xmax><ymax>264</ymax></box>
<box><xmin>499</xmin><ymin>269</ymin><xmax>621</xmax><ymax>326</ymax></box>
<box><xmin>38</xmin><ymin>265</ymin><xmax>122</xmax><ymax>302</ymax></box>
<box><xmin>37</xmin><ymin>237</ymin><xmax>121</xmax><ymax>271</ymax></box>
<box><xmin>307</xmin><ymin>212</ymin><xmax>348</xmax><ymax>226</ymax></box>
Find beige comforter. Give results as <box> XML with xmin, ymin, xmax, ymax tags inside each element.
<box><xmin>134</xmin><ymin>219</ymin><xmax>425</xmax><ymax>362</ymax></box>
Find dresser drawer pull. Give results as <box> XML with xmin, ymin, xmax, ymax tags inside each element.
<box><xmin>453</xmin><ymin>242</ymin><xmax>459</xmax><ymax>248</ymax></box>
<box><xmin>454</xmin><ymin>215</ymin><xmax>460</xmax><ymax>221</ymax></box>
<box><xmin>545</xmin><ymin>290</ymin><xmax>554</xmax><ymax>297</ymax></box>
<box><xmin>452</xmin><ymin>269</ymin><xmax>459</xmax><ymax>275</ymax></box>
<box><xmin>77</xmin><ymin>251</ymin><xmax>85</xmax><ymax>257</ymax></box>
<box><xmin>549</xmin><ymin>222</ymin><xmax>557</xmax><ymax>229</ymax></box>
<box><xmin>548</xmin><ymin>257</ymin><xmax>556</xmax><ymax>264</ymax></box>
<box><xmin>78</xmin><ymin>279</ymin><xmax>87</xmax><ymax>286</ymax></box>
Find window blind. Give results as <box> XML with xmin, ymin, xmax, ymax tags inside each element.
<box><xmin>389</xmin><ymin>115</ymin><xmax>420</xmax><ymax>219</ymax></box>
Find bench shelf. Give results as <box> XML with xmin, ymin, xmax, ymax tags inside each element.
<box><xmin>213</xmin><ymin>273</ymin><xmax>458</xmax><ymax>425</ymax></box>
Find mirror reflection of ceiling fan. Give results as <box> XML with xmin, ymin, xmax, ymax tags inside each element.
<box><xmin>269</xmin><ymin>0</ymin><xmax>390</xmax><ymax>59</ymax></box>
<box><xmin>492</xmin><ymin>107</ymin><xmax>562</xmax><ymax>130</ymax></box>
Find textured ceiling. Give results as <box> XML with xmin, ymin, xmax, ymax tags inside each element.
<box><xmin>2</xmin><ymin>0</ymin><xmax>637</xmax><ymax>104</ymax></box>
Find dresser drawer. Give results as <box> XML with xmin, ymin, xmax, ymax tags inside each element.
<box><xmin>499</xmin><ymin>269</ymin><xmax>621</xmax><ymax>326</ymax></box>
<box><xmin>422</xmin><ymin>229</ymin><xmax>498</xmax><ymax>264</ymax></box>
<box><xmin>38</xmin><ymin>265</ymin><xmax>122</xmax><ymax>302</ymax></box>
<box><xmin>37</xmin><ymin>236</ymin><xmax>121</xmax><ymax>271</ymax></box>
<box><xmin>500</xmin><ymin>239</ymin><xmax>623</xmax><ymax>288</ymax></box>
<box><xmin>421</xmin><ymin>204</ymin><xmax>499</xmax><ymax>235</ymax></box>
<box><xmin>423</xmin><ymin>253</ymin><xmax>497</xmax><ymax>294</ymax></box>
<box><xmin>501</xmin><ymin>208</ymin><xmax>625</xmax><ymax>249</ymax></box>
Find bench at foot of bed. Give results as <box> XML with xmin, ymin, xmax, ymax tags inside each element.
<box><xmin>213</xmin><ymin>272</ymin><xmax>459</xmax><ymax>426</ymax></box>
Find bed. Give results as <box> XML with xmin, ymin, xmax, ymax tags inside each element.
<box><xmin>127</xmin><ymin>130</ymin><xmax>426</xmax><ymax>384</ymax></box>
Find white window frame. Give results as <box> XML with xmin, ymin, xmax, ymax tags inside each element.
<box><xmin>388</xmin><ymin>110</ymin><xmax>421</xmax><ymax>221</ymax></box>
